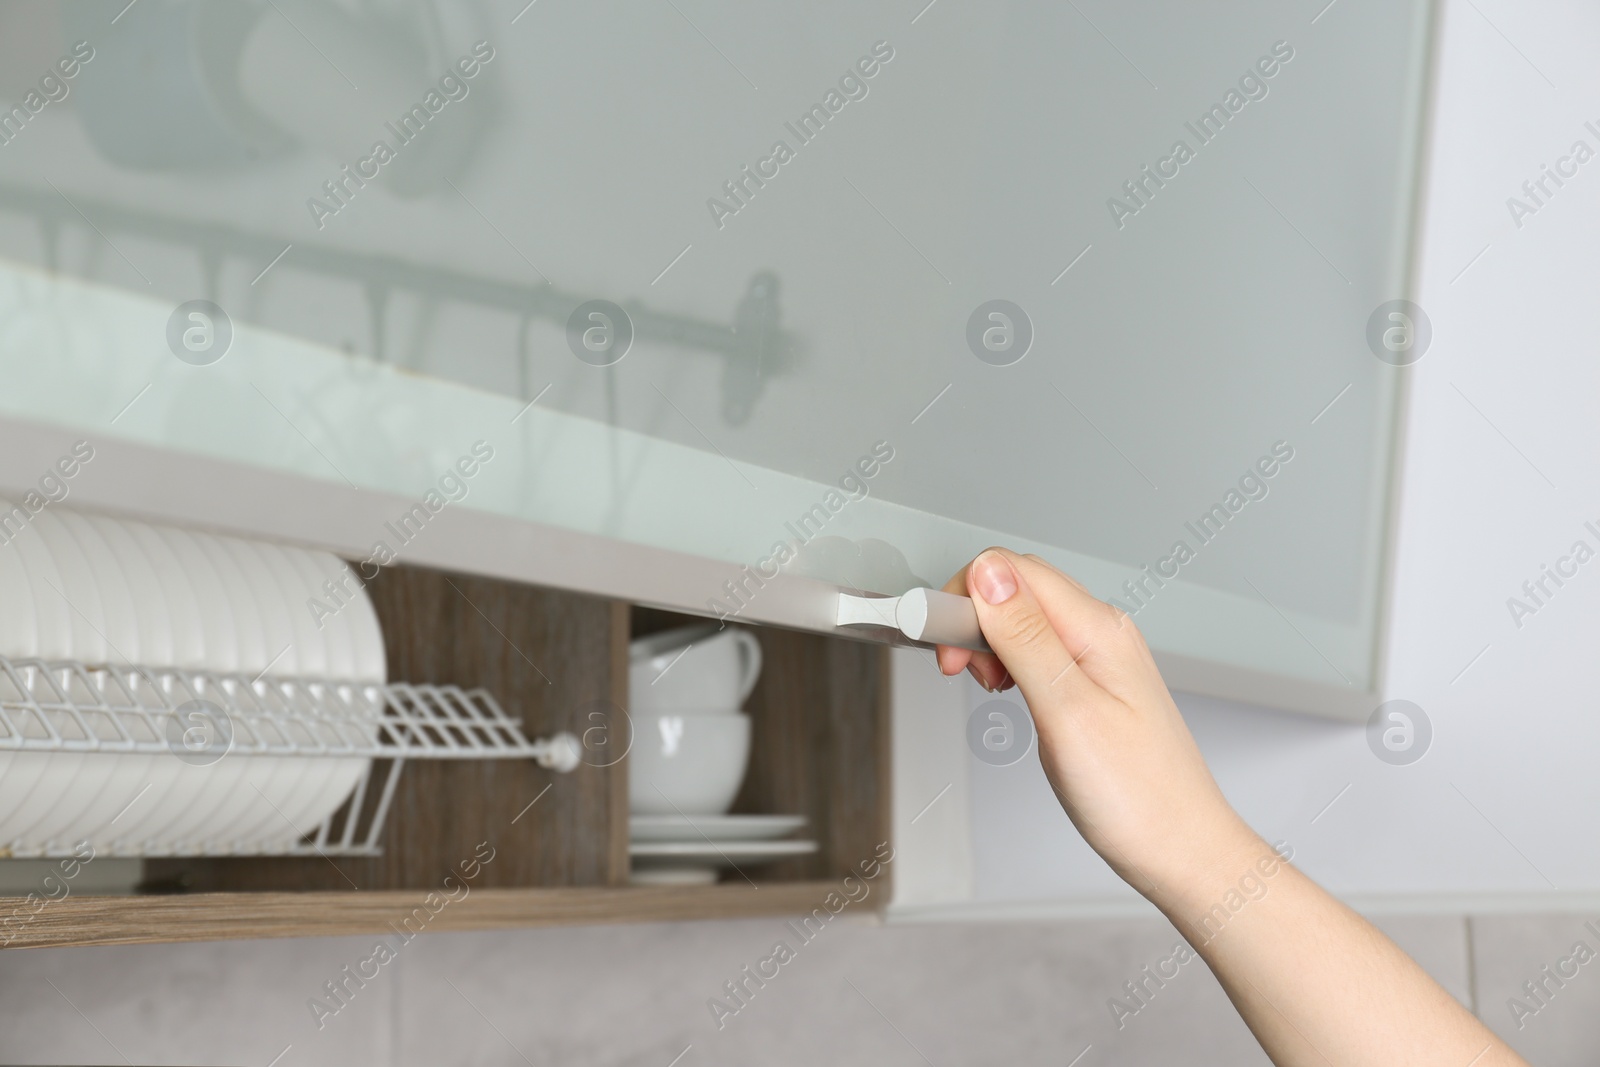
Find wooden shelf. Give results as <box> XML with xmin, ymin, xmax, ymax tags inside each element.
<box><xmin>16</xmin><ymin>562</ymin><xmax>892</xmax><ymax>948</ymax></box>
<box><xmin>0</xmin><ymin>882</ymin><xmax>860</xmax><ymax>949</ymax></box>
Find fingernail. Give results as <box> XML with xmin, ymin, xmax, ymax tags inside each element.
<box><xmin>971</xmin><ymin>552</ymin><xmax>1018</xmax><ymax>605</ymax></box>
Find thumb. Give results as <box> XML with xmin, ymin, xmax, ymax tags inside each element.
<box><xmin>967</xmin><ymin>550</ymin><xmax>1103</xmax><ymax>706</ymax></box>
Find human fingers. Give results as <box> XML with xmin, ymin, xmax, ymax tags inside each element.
<box><xmin>1004</xmin><ymin>552</ymin><xmax>1167</xmax><ymax>708</ymax></box>
<box><xmin>936</xmin><ymin>564</ymin><xmax>1009</xmax><ymax>690</ymax></box>
<box><xmin>964</xmin><ymin>550</ymin><xmax>1105</xmax><ymax>709</ymax></box>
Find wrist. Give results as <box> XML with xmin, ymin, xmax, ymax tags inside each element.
<box><xmin>1141</xmin><ymin>815</ymin><xmax>1280</xmax><ymax>922</ymax></box>
<box><xmin>1160</xmin><ymin>832</ymin><xmax>1299</xmax><ymax>948</ymax></box>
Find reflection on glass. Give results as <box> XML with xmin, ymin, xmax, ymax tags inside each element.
<box><xmin>0</xmin><ymin>0</ymin><xmax>1433</xmax><ymax>696</ymax></box>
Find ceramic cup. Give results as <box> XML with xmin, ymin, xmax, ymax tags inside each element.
<box><xmin>627</xmin><ymin>711</ymin><xmax>751</xmax><ymax>815</ymax></box>
<box><xmin>629</xmin><ymin>625</ymin><xmax>762</xmax><ymax>714</ymax></box>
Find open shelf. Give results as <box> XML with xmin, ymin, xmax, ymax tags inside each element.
<box><xmin>629</xmin><ymin>606</ymin><xmax>891</xmax><ymax>885</ymax></box>
<box><xmin>0</xmin><ymin>562</ymin><xmax>891</xmax><ymax>947</ymax></box>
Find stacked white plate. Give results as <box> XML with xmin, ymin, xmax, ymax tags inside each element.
<box><xmin>628</xmin><ymin>814</ymin><xmax>816</xmax><ymax>885</ymax></box>
<box><xmin>0</xmin><ymin>501</ymin><xmax>383</xmax><ymax>856</ymax></box>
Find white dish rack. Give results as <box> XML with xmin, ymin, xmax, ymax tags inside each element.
<box><xmin>0</xmin><ymin>653</ymin><xmax>578</xmax><ymax>859</ymax></box>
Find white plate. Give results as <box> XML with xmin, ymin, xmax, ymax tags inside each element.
<box><xmin>88</xmin><ymin>514</ymin><xmax>172</xmax><ymax>667</ymax></box>
<box><xmin>194</xmin><ymin>531</ymin><xmax>267</xmax><ymax>673</ymax></box>
<box><xmin>2</xmin><ymin>499</ymin><xmax>71</xmax><ymax>660</ymax></box>
<box><xmin>334</xmin><ymin>557</ymin><xmax>386</xmax><ymax>682</ymax></box>
<box><xmin>203</xmin><ymin>538</ymin><xmax>302</xmax><ymax>849</ymax></box>
<box><xmin>77</xmin><ymin>514</ymin><xmax>175</xmax><ymax>849</ymax></box>
<box><xmin>260</xmin><ymin>543</ymin><xmax>345</xmax><ymax>840</ymax></box>
<box><xmin>237</xmin><ymin>539</ymin><xmax>347</xmax><ymax>848</ymax></box>
<box><xmin>0</xmin><ymin>507</ymin><xmax>43</xmax><ymax>853</ymax></box>
<box><xmin>275</xmin><ymin>545</ymin><xmax>369</xmax><ymax>841</ymax></box>
<box><xmin>304</xmin><ymin>548</ymin><xmax>384</xmax><ymax>850</ymax></box>
<box><xmin>23</xmin><ymin>511</ymin><xmax>139</xmax><ymax>848</ymax></box>
<box><xmin>181</xmin><ymin>529</ymin><xmax>279</xmax><ymax>850</ymax></box>
<box><xmin>1</xmin><ymin>510</ymin><xmax>98</xmax><ymax>851</ymax></box>
<box><xmin>213</xmin><ymin>536</ymin><xmax>309</xmax><ymax>849</ymax></box>
<box><xmin>138</xmin><ymin>525</ymin><xmax>245</xmax><ymax>850</ymax></box>
<box><xmin>55</xmin><ymin>511</ymin><xmax>139</xmax><ymax>664</ymax></box>
<box><xmin>254</xmin><ymin>542</ymin><xmax>327</xmax><ymax>679</ymax></box>
<box><xmin>116</xmin><ymin>518</ymin><xmax>250</xmax><ymax>851</ymax></box>
<box><xmin>629</xmin><ymin>814</ymin><xmax>806</xmax><ymax>843</ymax></box>
<box><xmin>100</xmin><ymin>519</ymin><xmax>206</xmax><ymax>852</ymax></box>
<box><xmin>628</xmin><ymin>839</ymin><xmax>818</xmax><ymax>861</ymax></box>
<box><xmin>0</xmin><ymin>748</ymin><xmax>66</xmax><ymax>855</ymax></box>
<box><xmin>127</xmin><ymin>520</ymin><xmax>206</xmax><ymax>668</ymax></box>
<box><xmin>285</xmin><ymin>546</ymin><xmax>354</xmax><ymax>679</ymax></box>
<box><xmin>31</xmin><ymin>509</ymin><xmax>108</xmax><ymax>664</ymax></box>
<box><xmin>222</xmin><ymin>537</ymin><xmax>299</xmax><ymax>677</ymax></box>
<box><xmin>628</xmin><ymin>839</ymin><xmax>818</xmax><ymax>886</ymax></box>
<box><xmin>162</xmin><ymin>527</ymin><xmax>238</xmax><ymax>673</ymax></box>
<box><xmin>629</xmin><ymin>867</ymin><xmax>720</xmax><ymax>886</ymax></box>
<box><xmin>0</xmin><ymin>510</ymin><xmax>38</xmax><ymax>659</ymax></box>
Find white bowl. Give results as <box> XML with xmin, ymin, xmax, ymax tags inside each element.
<box><xmin>627</xmin><ymin>712</ymin><xmax>750</xmax><ymax>815</ymax></box>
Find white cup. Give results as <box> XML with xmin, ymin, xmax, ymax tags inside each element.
<box><xmin>629</xmin><ymin>625</ymin><xmax>762</xmax><ymax>714</ymax></box>
<box><xmin>627</xmin><ymin>712</ymin><xmax>751</xmax><ymax>815</ymax></box>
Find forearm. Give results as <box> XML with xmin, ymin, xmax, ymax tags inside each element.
<box><xmin>1148</xmin><ymin>826</ymin><xmax>1525</xmax><ymax>1067</ymax></box>
<box><xmin>943</xmin><ymin>551</ymin><xmax>1529</xmax><ymax>1063</ymax></box>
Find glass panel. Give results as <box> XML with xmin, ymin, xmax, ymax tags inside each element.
<box><xmin>0</xmin><ymin>0</ymin><xmax>1432</xmax><ymax>699</ymax></box>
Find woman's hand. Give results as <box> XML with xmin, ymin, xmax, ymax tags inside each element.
<box><xmin>936</xmin><ymin>548</ymin><xmax>1254</xmax><ymax>899</ymax></box>
<box><xmin>939</xmin><ymin>549</ymin><xmax>1529</xmax><ymax>1067</ymax></box>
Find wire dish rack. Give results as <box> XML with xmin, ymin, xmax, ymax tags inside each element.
<box><xmin>0</xmin><ymin>655</ymin><xmax>580</xmax><ymax>859</ymax></box>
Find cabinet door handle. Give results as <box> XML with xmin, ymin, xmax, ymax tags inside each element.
<box><xmin>835</xmin><ymin>588</ymin><xmax>991</xmax><ymax>653</ymax></box>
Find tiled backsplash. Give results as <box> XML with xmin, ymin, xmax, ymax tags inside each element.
<box><xmin>0</xmin><ymin>912</ymin><xmax>1588</xmax><ymax>1066</ymax></box>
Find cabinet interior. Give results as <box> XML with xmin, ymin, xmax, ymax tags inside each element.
<box><xmin>4</xmin><ymin>562</ymin><xmax>891</xmax><ymax>947</ymax></box>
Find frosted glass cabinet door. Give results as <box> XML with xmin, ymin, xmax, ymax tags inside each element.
<box><xmin>0</xmin><ymin>1</ymin><xmax>1434</xmax><ymax>717</ymax></box>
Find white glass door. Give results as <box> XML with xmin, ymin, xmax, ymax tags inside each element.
<box><xmin>0</xmin><ymin>0</ymin><xmax>1435</xmax><ymax>715</ymax></box>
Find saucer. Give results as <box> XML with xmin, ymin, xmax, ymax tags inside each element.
<box><xmin>628</xmin><ymin>838</ymin><xmax>818</xmax><ymax>885</ymax></box>
<box><xmin>629</xmin><ymin>867</ymin><xmax>722</xmax><ymax>886</ymax></box>
<box><xmin>629</xmin><ymin>814</ymin><xmax>806</xmax><ymax>843</ymax></box>
<box><xmin>628</xmin><ymin>839</ymin><xmax>818</xmax><ymax>862</ymax></box>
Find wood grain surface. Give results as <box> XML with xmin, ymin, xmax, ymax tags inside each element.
<box><xmin>146</xmin><ymin>563</ymin><xmax>630</xmax><ymax>893</ymax></box>
<box><xmin>732</xmin><ymin>624</ymin><xmax>891</xmax><ymax>883</ymax></box>
<box><xmin>0</xmin><ymin>883</ymin><xmax>859</xmax><ymax>949</ymax></box>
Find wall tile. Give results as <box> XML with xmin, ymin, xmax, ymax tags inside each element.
<box><xmin>0</xmin><ymin>909</ymin><xmax>1482</xmax><ymax>1067</ymax></box>
<box><xmin>1370</xmin><ymin>914</ymin><xmax>1474</xmax><ymax>1008</ymax></box>
<box><xmin>1471</xmin><ymin>914</ymin><xmax>1600</xmax><ymax>1066</ymax></box>
<box><xmin>0</xmin><ymin>934</ymin><xmax>393</xmax><ymax>1067</ymax></box>
<box><xmin>392</xmin><ymin>914</ymin><xmax>1275</xmax><ymax>1067</ymax></box>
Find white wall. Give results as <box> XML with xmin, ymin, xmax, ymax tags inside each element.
<box><xmin>947</xmin><ymin>0</ymin><xmax>1600</xmax><ymax>913</ymax></box>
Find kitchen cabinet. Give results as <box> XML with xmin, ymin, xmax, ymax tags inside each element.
<box><xmin>0</xmin><ymin>0</ymin><xmax>1436</xmax><ymax>718</ymax></box>
<box><xmin>1</xmin><ymin>563</ymin><xmax>891</xmax><ymax>948</ymax></box>
<box><xmin>0</xmin><ymin>0</ymin><xmax>1451</xmax><ymax>943</ymax></box>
